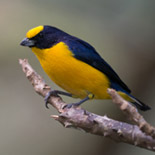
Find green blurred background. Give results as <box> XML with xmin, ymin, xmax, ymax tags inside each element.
<box><xmin>0</xmin><ymin>0</ymin><xmax>155</xmax><ymax>154</ymax></box>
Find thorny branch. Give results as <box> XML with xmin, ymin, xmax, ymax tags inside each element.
<box><xmin>19</xmin><ymin>59</ymin><xmax>155</xmax><ymax>151</ymax></box>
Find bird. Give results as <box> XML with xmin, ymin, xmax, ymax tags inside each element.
<box><xmin>20</xmin><ymin>25</ymin><xmax>150</xmax><ymax>111</ymax></box>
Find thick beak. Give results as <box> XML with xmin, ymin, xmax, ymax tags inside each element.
<box><xmin>20</xmin><ymin>38</ymin><xmax>35</xmax><ymax>47</ymax></box>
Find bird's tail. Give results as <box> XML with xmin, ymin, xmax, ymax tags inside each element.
<box><xmin>118</xmin><ymin>91</ymin><xmax>151</xmax><ymax>111</ymax></box>
<box><xmin>128</xmin><ymin>94</ymin><xmax>151</xmax><ymax>111</ymax></box>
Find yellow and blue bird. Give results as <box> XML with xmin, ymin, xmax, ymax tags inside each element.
<box><xmin>20</xmin><ymin>25</ymin><xmax>150</xmax><ymax>111</ymax></box>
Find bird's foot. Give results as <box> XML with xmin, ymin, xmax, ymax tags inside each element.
<box><xmin>44</xmin><ymin>89</ymin><xmax>72</xmax><ymax>109</ymax></box>
<box><xmin>63</xmin><ymin>102</ymin><xmax>81</xmax><ymax>109</ymax></box>
<box><xmin>44</xmin><ymin>89</ymin><xmax>59</xmax><ymax>109</ymax></box>
<box><xmin>63</xmin><ymin>95</ymin><xmax>93</xmax><ymax>109</ymax></box>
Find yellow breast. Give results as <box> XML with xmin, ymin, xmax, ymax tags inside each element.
<box><xmin>31</xmin><ymin>42</ymin><xmax>111</xmax><ymax>99</ymax></box>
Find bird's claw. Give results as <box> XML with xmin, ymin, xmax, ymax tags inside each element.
<box><xmin>44</xmin><ymin>99</ymin><xmax>50</xmax><ymax>109</ymax></box>
<box><xmin>63</xmin><ymin>103</ymin><xmax>80</xmax><ymax>109</ymax></box>
<box><xmin>44</xmin><ymin>94</ymin><xmax>50</xmax><ymax>109</ymax></box>
<box><xmin>44</xmin><ymin>90</ymin><xmax>59</xmax><ymax>109</ymax></box>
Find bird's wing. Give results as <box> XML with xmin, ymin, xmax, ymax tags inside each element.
<box><xmin>64</xmin><ymin>37</ymin><xmax>131</xmax><ymax>93</ymax></box>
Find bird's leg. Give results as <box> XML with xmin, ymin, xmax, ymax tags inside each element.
<box><xmin>45</xmin><ymin>89</ymin><xmax>72</xmax><ymax>108</ymax></box>
<box><xmin>63</xmin><ymin>93</ymin><xmax>94</xmax><ymax>109</ymax></box>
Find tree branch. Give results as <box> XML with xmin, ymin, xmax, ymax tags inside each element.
<box><xmin>107</xmin><ymin>89</ymin><xmax>155</xmax><ymax>139</ymax></box>
<box><xmin>19</xmin><ymin>59</ymin><xmax>155</xmax><ymax>151</ymax></box>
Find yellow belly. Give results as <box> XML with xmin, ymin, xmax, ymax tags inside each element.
<box><xmin>32</xmin><ymin>42</ymin><xmax>111</xmax><ymax>99</ymax></box>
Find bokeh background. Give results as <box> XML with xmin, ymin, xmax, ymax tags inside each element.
<box><xmin>0</xmin><ymin>0</ymin><xmax>155</xmax><ymax>155</ymax></box>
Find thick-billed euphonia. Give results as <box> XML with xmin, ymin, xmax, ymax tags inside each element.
<box><xmin>20</xmin><ymin>25</ymin><xmax>150</xmax><ymax>111</ymax></box>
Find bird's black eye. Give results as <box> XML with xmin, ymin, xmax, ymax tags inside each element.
<box><xmin>38</xmin><ymin>32</ymin><xmax>43</xmax><ymax>38</ymax></box>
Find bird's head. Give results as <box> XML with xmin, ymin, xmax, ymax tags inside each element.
<box><xmin>20</xmin><ymin>25</ymin><xmax>67</xmax><ymax>49</ymax></box>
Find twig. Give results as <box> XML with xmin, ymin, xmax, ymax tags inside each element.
<box><xmin>19</xmin><ymin>59</ymin><xmax>155</xmax><ymax>151</ymax></box>
<box><xmin>107</xmin><ymin>89</ymin><xmax>155</xmax><ymax>139</ymax></box>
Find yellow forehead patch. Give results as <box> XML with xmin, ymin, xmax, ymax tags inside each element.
<box><xmin>26</xmin><ymin>25</ymin><xmax>44</xmax><ymax>39</ymax></box>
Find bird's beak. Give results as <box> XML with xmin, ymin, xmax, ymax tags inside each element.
<box><xmin>20</xmin><ymin>38</ymin><xmax>35</xmax><ymax>47</ymax></box>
